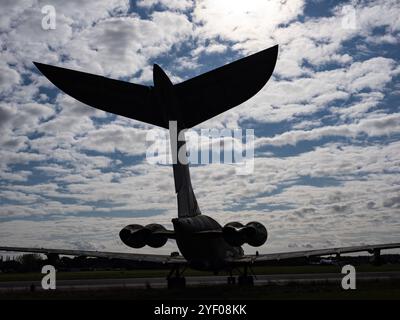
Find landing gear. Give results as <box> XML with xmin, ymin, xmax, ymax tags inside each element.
<box><xmin>238</xmin><ymin>275</ymin><xmax>254</xmax><ymax>286</ymax></box>
<box><xmin>369</xmin><ymin>249</ymin><xmax>383</xmax><ymax>266</ymax></box>
<box><xmin>167</xmin><ymin>265</ymin><xmax>186</xmax><ymax>289</ymax></box>
<box><xmin>168</xmin><ymin>276</ymin><xmax>186</xmax><ymax>289</ymax></box>
<box><xmin>226</xmin><ymin>266</ymin><xmax>255</xmax><ymax>286</ymax></box>
<box><xmin>227</xmin><ymin>270</ymin><xmax>236</xmax><ymax>285</ymax></box>
<box><xmin>237</xmin><ymin>266</ymin><xmax>254</xmax><ymax>286</ymax></box>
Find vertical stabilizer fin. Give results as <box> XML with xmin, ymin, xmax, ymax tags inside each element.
<box><xmin>169</xmin><ymin>123</ymin><xmax>201</xmax><ymax>218</ymax></box>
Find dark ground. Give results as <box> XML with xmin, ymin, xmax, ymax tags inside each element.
<box><xmin>1</xmin><ymin>265</ymin><xmax>399</xmax><ymax>300</ymax></box>
<box><xmin>1</xmin><ymin>278</ymin><xmax>400</xmax><ymax>300</ymax></box>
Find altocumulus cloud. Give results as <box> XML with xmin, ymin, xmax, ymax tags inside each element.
<box><xmin>0</xmin><ymin>0</ymin><xmax>399</xmax><ymax>255</ymax></box>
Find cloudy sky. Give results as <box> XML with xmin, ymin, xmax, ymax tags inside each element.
<box><xmin>0</xmin><ymin>0</ymin><xmax>399</xmax><ymax>256</ymax></box>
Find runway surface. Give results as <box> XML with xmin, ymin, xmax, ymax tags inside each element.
<box><xmin>1</xmin><ymin>271</ymin><xmax>399</xmax><ymax>291</ymax></box>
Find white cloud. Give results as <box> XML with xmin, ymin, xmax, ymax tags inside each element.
<box><xmin>0</xmin><ymin>0</ymin><xmax>399</xmax><ymax>255</ymax></box>
<box><xmin>60</xmin><ymin>11</ymin><xmax>193</xmax><ymax>78</ymax></box>
<box><xmin>228</xmin><ymin>56</ymin><xmax>398</xmax><ymax>126</ymax></box>
<box><xmin>137</xmin><ymin>0</ymin><xmax>193</xmax><ymax>11</ymax></box>
<box><xmin>78</xmin><ymin>124</ymin><xmax>148</xmax><ymax>155</ymax></box>
<box><xmin>0</xmin><ymin>62</ymin><xmax>21</xmax><ymax>94</ymax></box>
<box><xmin>255</xmin><ymin>113</ymin><xmax>400</xmax><ymax>147</ymax></box>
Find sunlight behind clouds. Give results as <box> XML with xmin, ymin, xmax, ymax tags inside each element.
<box><xmin>193</xmin><ymin>0</ymin><xmax>304</xmax><ymax>48</ymax></box>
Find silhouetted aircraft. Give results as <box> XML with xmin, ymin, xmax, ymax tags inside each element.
<box><xmin>1</xmin><ymin>44</ymin><xmax>399</xmax><ymax>287</ymax></box>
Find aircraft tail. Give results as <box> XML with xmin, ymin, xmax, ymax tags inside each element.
<box><xmin>33</xmin><ymin>45</ymin><xmax>278</xmax><ymax>218</ymax></box>
<box><xmin>172</xmin><ymin>139</ymin><xmax>202</xmax><ymax>218</ymax></box>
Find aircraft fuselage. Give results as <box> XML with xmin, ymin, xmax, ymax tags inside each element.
<box><xmin>172</xmin><ymin>215</ymin><xmax>243</xmax><ymax>271</ymax></box>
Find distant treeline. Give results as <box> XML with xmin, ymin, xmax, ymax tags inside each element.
<box><xmin>0</xmin><ymin>254</ymin><xmax>168</xmax><ymax>273</ymax></box>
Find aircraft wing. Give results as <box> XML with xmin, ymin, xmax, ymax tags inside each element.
<box><xmin>0</xmin><ymin>246</ymin><xmax>186</xmax><ymax>265</ymax></box>
<box><xmin>229</xmin><ymin>242</ymin><xmax>400</xmax><ymax>265</ymax></box>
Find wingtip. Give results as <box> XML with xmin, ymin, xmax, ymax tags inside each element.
<box><xmin>257</xmin><ymin>44</ymin><xmax>279</xmax><ymax>58</ymax></box>
<box><xmin>32</xmin><ymin>61</ymin><xmax>59</xmax><ymax>76</ymax></box>
<box><xmin>267</xmin><ymin>44</ymin><xmax>279</xmax><ymax>62</ymax></box>
<box><xmin>270</xmin><ymin>44</ymin><xmax>279</xmax><ymax>54</ymax></box>
<box><xmin>32</xmin><ymin>61</ymin><xmax>46</xmax><ymax>72</ymax></box>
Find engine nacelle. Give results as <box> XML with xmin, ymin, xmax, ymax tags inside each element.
<box><xmin>222</xmin><ymin>222</ymin><xmax>246</xmax><ymax>247</ymax></box>
<box><xmin>369</xmin><ymin>249</ymin><xmax>383</xmax><ymax>266</ymax></box>
<box><xmin>119</xmin><ymin>223</ymin><xmax>168</xmax><ymax>248</ymax></box>
<box><xmin>222</xmin><ymin>221</ymin><xmax>268</xmax><ymax>247</ymax></box>
<box><xmin>245</xmin><ymin>222</ymin><xmax>268</xmax><ymax>247</ymax></box>
<box><xmin>145</xmin><ymin>223</ymin><xmax>169</xmax><ymax>248</ymax></box>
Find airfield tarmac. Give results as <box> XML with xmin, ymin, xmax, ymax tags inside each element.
<box><xmin>1</xmin><ymin>271</ymin><xmax>399</xmax><ymax>291</ymax></box>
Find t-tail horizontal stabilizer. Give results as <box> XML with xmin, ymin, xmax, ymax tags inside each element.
<box><xmin>33</xmin><ymin>44</ymin><xmax>278</xmax><ymax>129</ymax></box>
